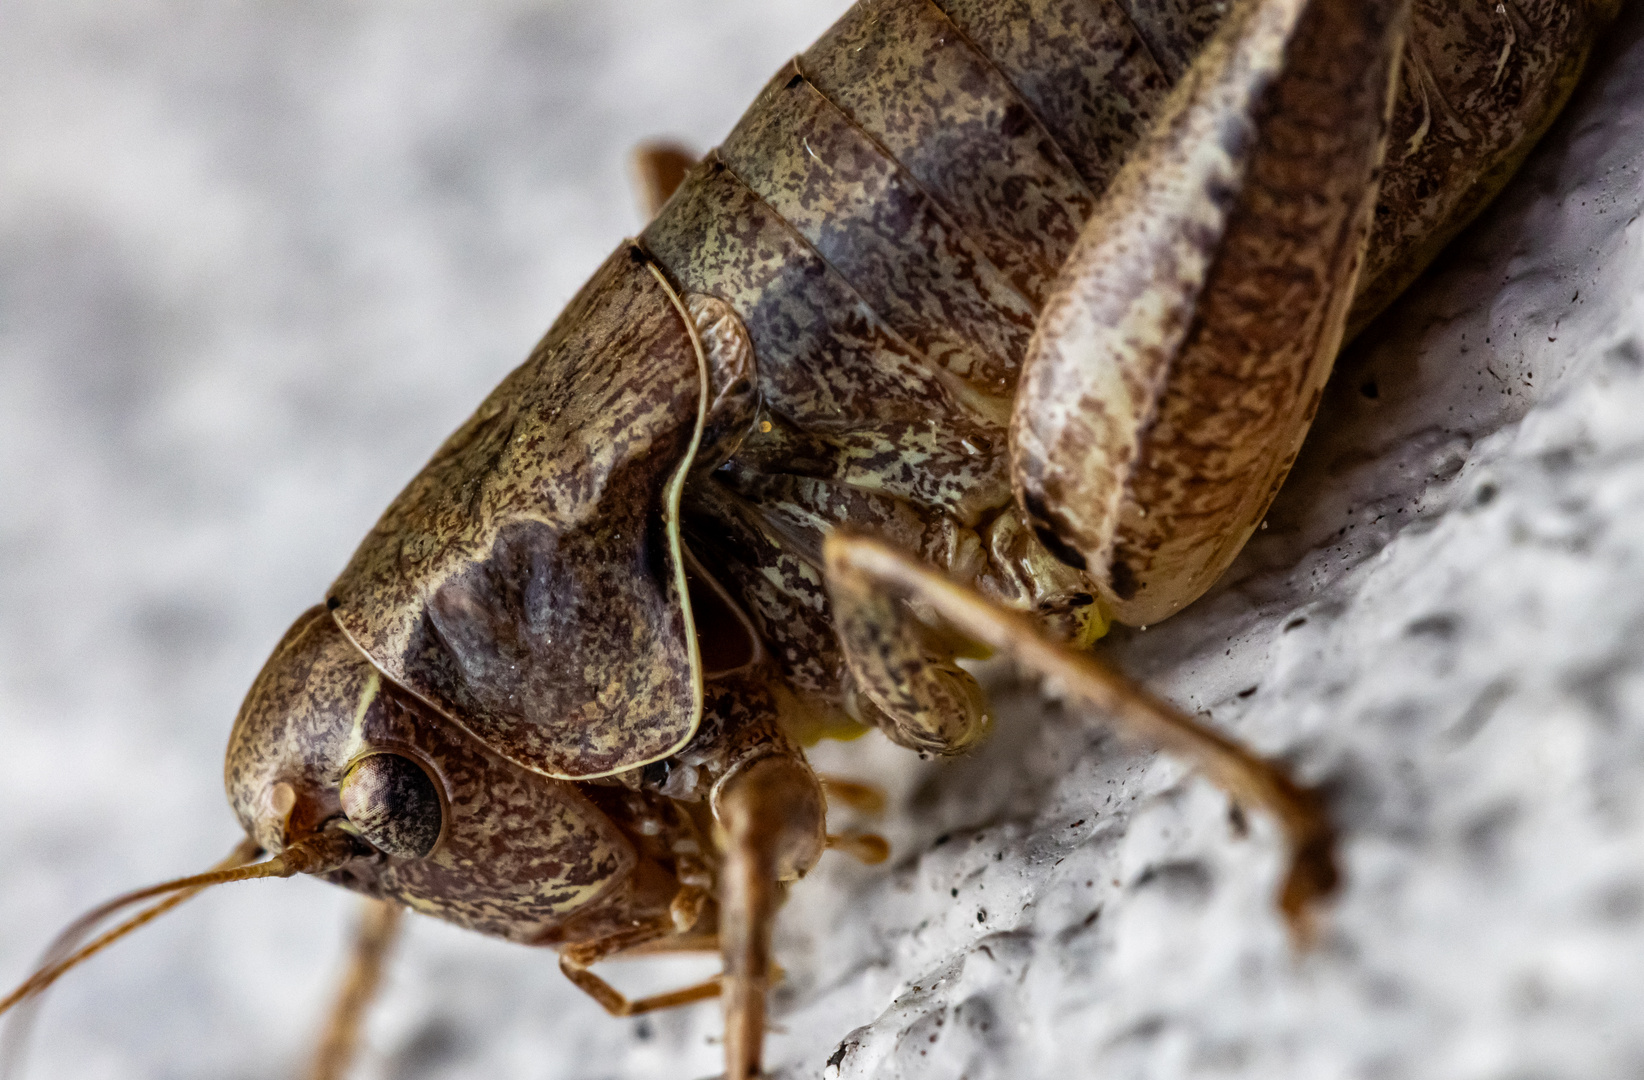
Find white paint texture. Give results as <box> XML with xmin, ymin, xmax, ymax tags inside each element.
<box><xmin>2</xmin><ymin>3</ymin><xmax>1643</xmax><ymax>1079</ymax></box>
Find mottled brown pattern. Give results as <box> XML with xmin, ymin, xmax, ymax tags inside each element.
<box><xmin>720</xmin><ymin>464</ymin><xmax>989</xmax><ymax>579</ymax></box>
<box><xmin>643</xmin><ymin>158</ymin><xmax>979</xmax><ymax>429</ymax></box>
<box><xmin>1109</xmin><ymin>0</ymin><xmax>1404</xmax><ymax>621</ymax></box>
<box><xmin>1013</xmin><ymin>0</ymin><xmax>1408</xmax><ymax>624</ymax></box>
<box><xmin>730</xmin><ymin>412</ymin><xmax>1010</xmax><ymax>527</ymax></box>
<box><xmin>328</xmin><ymin>248</ymin><xmax>708</xmax><ymax>778</ymax></box>
<box><xmin>636</xmin><ymin>667</ymin><xmax>812</xmax><ymax>811</ymax></box>
<box><xmin>802</xmin><ymin>0</ymin><xmax>1100</xmax><ymax>307</ymax></box>
<box><xmin>723</xmin><ymin>63</ymin><xmax>1035</xmax><ymax>398</ymax></box>
<box><xmin>683</xmin><ymin>481</ymin><xmax>847</xmax><ymax>706</ymax></box>
<box><xmin>1115</xmin><ymin>0</ymin><xmax>1227</xmax><ymax>81</ymax></box>
<box><xmin>686</xmin><ymin>293</ymin><xmax>761</xmax><ymax>472</ymax></box>
<box><xmin>1350</xmin><ymin>0</ymin><xmax>1602</xmax><ymax>332</ymax></box>
<box><xmin>935</xmin><ymin>0</ymin><xmax>1172</xmax><ymax>191</ymax></box>
<box><xmin>218</xmin><ymin>0</ymin><xmax>1614</xmax><ymax>988</ymax></box>
<box><xmin>338</xmin><ymin>753</ymin><xmax>443</xmax><ymax>859</ymax></box>
<box><xmin>825</xmin><ymin>530</ymin><xmax>992</xmax><ymax>754</ymax></box>
<box><xmin>226</xmin><ymin>610</ymin><xmax>636</xmax><ymax>943</ymax></box>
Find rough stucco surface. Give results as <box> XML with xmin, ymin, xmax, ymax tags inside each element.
<box><xmin>1</xmin><ymin>3</ymin><xmax>1643</xmax><ymax>1080</ymax></box>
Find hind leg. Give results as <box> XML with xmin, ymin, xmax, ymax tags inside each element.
<box><xmin>824</xmin><ymin>532</ymin><xmax>1336</xmax><ymax>939</ymax></box>
<box><xmin>1012</xmin><ymin>0</ymin><xmax>1409</xmax><ymax>627</ymax></box>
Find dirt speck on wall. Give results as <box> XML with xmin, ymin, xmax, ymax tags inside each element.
<box><xmin>2</xmin><ymin>3</ymin><xmax>1643</xmax><ymax>1079</ymax></box>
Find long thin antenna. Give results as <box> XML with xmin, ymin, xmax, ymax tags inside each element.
<box><xmin>0</xmin><ymin>828</ymin><xmax>360</xmax><ymax>1078</ymax></box>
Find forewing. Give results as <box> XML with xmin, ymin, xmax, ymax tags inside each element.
<box><xmin>329</xmin><ymin>248</ymin><xmax>709</xmax><ymax>778</ymax></box>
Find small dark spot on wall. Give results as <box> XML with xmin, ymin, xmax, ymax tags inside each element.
<box><xmin>1236</xmin><ymin>685</ymin><xmax>1258</xmax><ymax>698</ymax></box>
<box><xmin>1540</xmin><ymin>446</ymin><xmax>1579</xmax><ymax>474</ymax></box>
<box><xmin>391</xmin><ymin>1017</ymin><xmax>469</xmax><ymax>1079</ymax></box>
<box><xmin>1447</xmin><ymin>678</ymin><xmax>1513</xmax><ymax>745</ymax></box>
<box><xmin>1405</xmin><ymin>613</ymin><xmax>1458</xmax><ymax>639</ymax></box>
<box><xmin>1283</xmin><ymin>616</ymin><xmax>1308</xmax><ymax>632</ymax></box>
<box><xmin>1131</xmin><ymin>859</ymin><xmax>1214</xmax><ymax>903</ymax></box>
<box><xmin>1460</xmin><ymin>800</ymin><xmax>1520</xmax><ymax>866</ymax></box>
<box><xmin>1604</xmin><ymin>336</ymin><xmax>1641</xmax><ymax>371</ymax></box>
<box><xmin>1595</xmin><ymin>880</ymin><xmax>1644</xmax><ymax>924</ymax></box>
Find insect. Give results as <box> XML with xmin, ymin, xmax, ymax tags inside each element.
<box><xmin>0</xmin><ymin>0</ymin><xmax>1623</xmax><ymax>1077</ymax></box>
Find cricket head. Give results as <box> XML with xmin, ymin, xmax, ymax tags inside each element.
<box><xmin>224</xmin><ymin>604</ymin><xmax>638</xmax><ymax>942</ymax></box>
<box><xmin>0</xmin><ymin>246</ymin><xmax>764</xmax><ymax>1035</ymax></box>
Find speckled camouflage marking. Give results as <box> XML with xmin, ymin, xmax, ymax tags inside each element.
<box><xmin>727</xmin><ymin>414</ymin><xmax>1010</xmax><ymax>525</ymax></box>
<box><xmin>1351</xmin><ymin>0</ymin><xmax>1611</xmax><ymax>334</ymax></box>
<box><xmin>638</xmin><ymin>0</ymin><xmax>1611</xmax><ymax>734</ymax></box>
<box><xmin>1014</xmin><ymin>0</ymin><xmax>1407</xmax><ymax>625</ymax></box>
<box><xmin>934</xmin><ymin>0</ymin><xmax>1171</xmax><ymax>191</ymax></box>
<box><xmin>1011</xmin><ymin>0</ymin><xmax>1609</xmax><ymax>627</ymax></box>
<box><xmin>1113</xmin><ymin>0</ymin><xmax>1226</xmax><ymax>80</ymax></box>
<box><xmin>226</xmin><ymin>609</ymin><xmax>636</xmax><ymax>942</ymax></box>
<box><xmin>326</xmin><ymin>249</ymin><xmax>710</xmax><ymax>779</ymax></box>
<box><xmin>827</xmin><ymin>544</ymin><xmax>993</xmax><ymax>753</ymax></box>
<box><xmin>206</xmin><ymin>0</ymin><xmax>1617</xmax><ymax>1055</ymax></box>
<box><xmin>723</xmin><ymin>61</ymin><xmax>1037</xmax><ymax>396</ymax></box>
<box><xmin>683</xmin><ymin>481</ymin><xmax>844</xmax><ymax>704</ymax></box>
<box><xmin>686</xmin><ymin>292</ymin><xmax>761</xmax><ymax>472</ymax></box>
<box><xmin>804</xmin><ymin>0</ymin><xmax>1101</xmax><ymax>309</ymax></box>
<box><xmin>644</xmin><ymin>158</ymin><xmax>982</xmax><ymax>428</ymax></box>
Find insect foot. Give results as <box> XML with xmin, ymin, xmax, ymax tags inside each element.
<box><xmin>824</xmin><ymin>530</ymin><xmax>1338</xmax><ymax>940</ymax></box>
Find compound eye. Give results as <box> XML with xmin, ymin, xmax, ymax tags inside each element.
<box><xmin>339</xmin><ymin>753</ymin><xmax>442</xmax><ymax>858</ymax></box>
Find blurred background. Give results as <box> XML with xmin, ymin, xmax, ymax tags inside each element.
<box><xmin>0</xmin><ymin>3</ymin><xmax>853</xmax><ymax>1078</ymax></box>
<box><xmin>6</xmin><ymin>3</ymin><xmax>1644</xmax><ymax>1080</ymax></box>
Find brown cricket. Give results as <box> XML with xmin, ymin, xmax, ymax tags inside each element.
<box><xmin>1</xmin><ymin>0</ymin><xmax>1619</xmax><ymax>1077</ymax></box>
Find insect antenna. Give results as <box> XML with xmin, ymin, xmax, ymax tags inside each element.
<box><xmin>0</xmin><ymin>828</ymin><xmax>361</xmax><ymax>1077</ymax></box>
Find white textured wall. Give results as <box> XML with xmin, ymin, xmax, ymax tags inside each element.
<box><xmin>2</xmin><ymin>3</ymin><xmax>1642</xmax><ymax>1079</ymax></box>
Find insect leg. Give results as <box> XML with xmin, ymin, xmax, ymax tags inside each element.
<box><xmin>715</xmin><ymin>752</ymin><xmax>826</xmax><ymax>1080</ymax></box>
<box><xmin>303</xmin><ymin>898</ymin><xmax>403</xmax><ymax>1080</ymax></box>
<box><xmin>630</xmin><ymin>141</ymin><xmax>697</xmax><ymax>219</ymax></box>
<box><xmin>1011</xmin><ymin>0</ymin><xmax>1410</xmax><ymax>627</ymax></box>
<box><xmin>816</xmin><ymin>774</ymin><xmax>887</xmax><ymax>814</ymax></box>
<box><xmin>824</xmin><ymin>531</ymin><xmax>1335</xmax><ymax>939</ymax></box>
<box><xmin>825</xmin><ymin>832</ymin><xmax>891</xmax><ymax>865</ymax></box>
<box><xmin>557</xmin><ymin>921</ymin><xmax>723</xmax><ymax>1018</ymax></box>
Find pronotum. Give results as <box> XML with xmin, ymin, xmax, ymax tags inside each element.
<box><xmin>0</xmin><ymin>0</ymin><xmax>1624</xmax><ymax>1071</ymax></box>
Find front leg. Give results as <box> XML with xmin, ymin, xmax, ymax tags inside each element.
<box><xmin>1012</xmin><ymin>0</ymin><xmax>1410</xmax><ymax>627</ymax></box>
<box><xmin>824</xmin><ymin>532</ymin><xmax>1336</xmax><ymax>937</ymax></box>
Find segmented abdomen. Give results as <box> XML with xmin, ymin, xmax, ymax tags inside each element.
<box><xmin>638</xmin><ymin>0</ymin><xmax>1602</xmax><ymax>705</ymax></box>
<box><xmin>642</xmin><ymin>0</ymin><xmax>1181</xmax><ymax>703</ymax></box>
